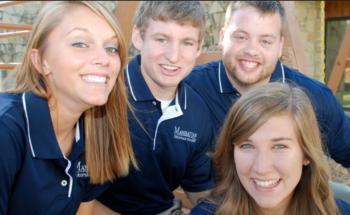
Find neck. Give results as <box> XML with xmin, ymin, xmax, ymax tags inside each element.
<box><xmin>226</xmin><ymin>71</ymin><xmax>271</xmax><ymax>95</ymax></box>
<box><xmin>49</xmin><ymin>98</ymin><xmax>81</xmax><ymax>156</ymax></box>
<box><xmin>140</xmin><ymin>69</ymin><xmax>177</xmax><ymax>100</ymax></box>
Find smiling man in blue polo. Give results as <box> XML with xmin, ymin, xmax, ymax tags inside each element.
<box><xmin>185</xmin><ymin>0</ymin><xmax>350</xmax><ymax>184</ymax></box>
<box><xmin>95</xmin><ymin>1</ymin><xmax>215</xmax><ymax>215</ymax></box>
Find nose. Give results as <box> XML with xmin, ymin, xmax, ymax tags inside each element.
<box><xmin>243</xmin><ymin>39</ymin><xmax>259</xmax><ymax>58</ymax></box>
<box><xmin>165</xmin><ymin>42</ymin><xmax>181</xmax><ymax>63</ymax></box>
<box><xmin>91</xmin><ymin>47</ymin><xmax>110</xmax><ymax>67</ymax></box>
<box><xmin>252</xmin><ymin>149</ymin><xmax>274</xmax><ymax>175</ymax></box>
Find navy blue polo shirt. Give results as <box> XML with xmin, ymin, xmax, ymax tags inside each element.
<box><xmin>0</xmin><ymin>92</ymin><xmax>108</xmax><ymax>215</ymax></box>
<box><xmin>186</xmin><ymin>60</ymin><xmax>350</xmax><ymax>167</ymax></box>
<box><xmin>189</xmin><ymin>199</ymin><xmax>350</xmax><ymax>214</ymax></box>
<box><xmin>98</xmin><ymin>55</ymin><xmax>216</xmax><ymax>214</ymax></box>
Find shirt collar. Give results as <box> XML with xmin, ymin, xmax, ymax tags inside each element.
<box><xmin>218</xmin><ymin>60</ymin><xmax>239</xmax><ymax>94</ymax></box>
<box><xmin>126</xmin><ymin>55</ymin><xmax>188</xmax><ymax>110</ymax></box>
<box><xmin>22</xmin><ymin>92</ymin><xmax>83</xmax><ymax>159</ymax></box>
<box><xmin>270</xmin><ymin>60</ymin><xmax>286</xmax><ymax>83</ymax></box>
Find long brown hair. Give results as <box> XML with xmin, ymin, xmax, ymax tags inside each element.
<box><xmin>13</xmin><ymin>1</ymin><xmax>136</xmax><ymax>184</ymax></box>
<box><xmin>211</xmin><ymin>83</ymin><xmax>338</xmax><ymax>215</ymax></box>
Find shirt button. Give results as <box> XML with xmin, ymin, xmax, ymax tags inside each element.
<box><xmin>61</xmin><ymin>180</ymin><xmax>68</xmax><ymax>187</ymax></box>
<box><xmin>236</xmin><ymin>93</ymin><xmax>241</xmax><ymax>97</ymax></box>
<box><xmin>152</xmin><ymin>101</ymin><xmax>157</xmax><ymax>106</ymax></box>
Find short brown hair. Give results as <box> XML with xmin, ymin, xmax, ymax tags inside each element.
<box><xmin>133</xmin><ymin>1</ymin><xmax>206</xmax><ymax>41</ymax></box>
<box><xmin>224</xmin><ymin>1</ymin><xmax>286</xmax><ymax>35</ymax></box>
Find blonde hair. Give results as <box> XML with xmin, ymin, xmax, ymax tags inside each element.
<box><xmin>13</xmin><ymin>1</ymin><xmax>136</xmax><ymax>184</ymax></box>
<box><xmin>211</xmin><ymin>82</ymin><xmax>339</xmax><ymax>215</ymax></box>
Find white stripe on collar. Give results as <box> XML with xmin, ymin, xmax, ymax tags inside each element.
<box><xmin>218</xmin><ymin>61</ymin><xmax>224</xmax><ymax>93</ymax></box>
<box><xmin>280</xmin><ymin>61</ymin><xmax>286</xmax><ymax>83</ymax></box>
<box><xmin>22</xmin><ymin>93</ymin><xmax>36</xmax><ymax>157</ymax></box>
<box><xmin>75</xmin><ymin>121</ymin><xmax>80</xmax><ymax>142</ymax></box>
<box><xmin>126</xmin><ymin>64</ymin><xmax>138</xmax><ymax>101</ymax></box>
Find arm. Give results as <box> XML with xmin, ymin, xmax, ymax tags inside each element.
<box><xmin>76</xmin><ymin>200</ymin><xmax>121</xmax><ymax>215</ymax></box>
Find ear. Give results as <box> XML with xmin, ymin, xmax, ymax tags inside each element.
<box><xmin>218</xmin><ymin>27</ymin><xmax>225</xmax><ymax>50</ymax></box>
<box><xmin>131</xmin><ymin>26</ymin><xmax>143</xmax><ymax>51</ymax></box>
<box><xmin>303</xmin><ymin>158</ymin><xmax>310</xmax><ymax>166</ymax></box>
<box><xmin>278</xmin><ymin>36</ymin><xmax>284</xmax><ymax>58</ymax></box>
<box><xmin>30</xmin><ymin>49</ymin><xmax>51</xmax><ymax>75</ymax></box>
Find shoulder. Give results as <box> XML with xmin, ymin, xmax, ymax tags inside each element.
<box><xmin>0</xmin><ymin>93</ymin><xmax>25</xmax><ymax>130</ymax></box>
<box><xmin>0</xmin><ymin>93</ymin><xmax>22</xmax><ymax>116</ymax></box>
<box><xmin>283</xmin><ymin>65</ymin><xmax>333</xmax><ymax>97</ymax></box>
<box><xmin>336</xmin><ymin>199</ymin><xmax>350</xmax><ymax>214</ymax></box>
<box><xmin>190</xmin><ymin>201</ymin><xmax>218</xmax><ymax>215</ymax></box>
<box><xmin>186</xmin><ymin>61</ymin><xmax>221</xmax><ymax>84</ymax></box>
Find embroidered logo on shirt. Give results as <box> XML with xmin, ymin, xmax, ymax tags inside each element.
<box><xmin>76</xmin><ymin>161</ymin><xmax>88</xmax><ymax>178</ymax></box>
<box><xmin>174</xmin><ymin>126</ymin><xmax>197</xmax><ymax>143</ymax></box>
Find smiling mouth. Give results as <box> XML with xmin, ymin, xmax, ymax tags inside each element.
<box><xmin>81</xmin><ymin>75</ymin><xmax>108</xmax><ymax>84</ymax></box>
<box><xmin>253</xmin><ymin>179</ymin><xmax>281</xmax><ymax>188</ymax></box>
<box><xmin>160</xmin><ymin>64</ymin><xmax>181</xmax><ymax>72</ymax></box>
<box><xmin>238</xmin><ymin>59</ymin><xmax>261</xmax><ymax>71</ymax></box>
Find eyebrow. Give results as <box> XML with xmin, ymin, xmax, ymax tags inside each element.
<box><xmin>271</xmin><ymin>137</ymin><xmax>293</xmax><ymax>142</ymax></box>
<box><xmin>151</xmin><ymin>33</ymin><xmax>198</xmax><ymax>42</ymax></box>
<box><xmin>65</xmin><ymin>27</ymin><xmax>118</xmax><ymax>40</ymax></box>
<box><xmin>66</xmin><ymin>27</ymin><xmax>89</xmax><ymax>36</ymax></box>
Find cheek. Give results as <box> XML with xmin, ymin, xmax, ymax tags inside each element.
<box><xmin>234</xmin><ymin>151</ymin><xmax>253</xmax><ymax>176</ymax></box>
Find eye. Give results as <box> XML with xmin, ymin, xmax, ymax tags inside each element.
<box><xmin>238</xmin><ymin>143</ymin><xmax>254</xmax><ymax>150</ymax></box>
<box><xmin>183</xmin><ymin>41</ymin><xmax>195</xmax><ymax>47</ymax></box>
<box><xmin>105</xmin><ymin>46</ymin><xmax>119</xmax><ymax>55</ymax></box>
<box><xmin>260</xmin><ymin>39</ymin><xmax>273</xmax><ymax>47</ymax></box>
<box><xmin>272</xmin><ymin>144</ymin><xmax>288</xmax><ymax>150</ymax></box>
<box><xmin>155</xmin><ymin>37</ymin><xmax>166</xmax><ymax>43</ymax></box>
<box><xmin>232</xmin><ymin>34</ymin><xmax>247</xmax><ymax>42</ymax></box>
<box><xmin>71</xmin><ymin>42</ymin><xmax>89</xmax><ymax>48</ymax></box>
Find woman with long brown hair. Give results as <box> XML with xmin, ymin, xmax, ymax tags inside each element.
<box><xmin>190</xmin><ymin>83</ymin><xmax>350</xmax><ymax>215</ymax></box>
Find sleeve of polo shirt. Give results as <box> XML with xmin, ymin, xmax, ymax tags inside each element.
<box><xmin>319</xmin><ymin>90</ymin><xmax>350</xmax><ymax>167</ymax></box>
<box><xmin>0</xmin><ymin>120</ymin><xmax>24</xmax><ymax>214</ymax></box>
<box><xmin>181</xmin><ymin>111</ymin><xmax>216</xmax><ymax>192</ymax></box>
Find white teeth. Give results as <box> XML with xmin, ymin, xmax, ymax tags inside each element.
<box><xmin>82</xmin><ymin>75</ymin><xmax>107</xmax><ymax>84</ymax></box>
<box><xmin>161</xmin><ymin>64</ymin><xmax>179</xmax><ymax>71</ymax></box>
<box><xmin>242</xmin><ymin>60</ymin><xmax>258</xmax><ymax>68</ymax></box>
<box><xmin>254</xmin><ymin>179</ymin><xmax>279</xmax><ymax>187</ymax></box>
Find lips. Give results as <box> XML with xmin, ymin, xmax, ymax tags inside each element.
<box><xmin>253</xmin><ymin>178</ymin><xmax>281</xmax><ymax>188</ymax></box>
<box><xmin>159</xmin><ymin>64</ymin><xmax>181</xmax><ymax>76</ymax></box>
<box><xmin>238</xmin><ymin>59</ymin><xmax>260</xmax><ymax>72</ymax></box>
<box><xmin>81</xmin><ymin>74</ymin><xmax>108</xmax><ymax>84</ymax></box>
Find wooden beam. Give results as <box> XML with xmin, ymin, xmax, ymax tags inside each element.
<box><xmin>115</xmin><ymin>1</ymin><xmax>139</xmax><ymax>46</ymax></box>
<box><xmin>0</xmin><ymin>23</ymin><xmax>32</xmax><ymax>30</ymax></box>
<box><xmin>280</xmin><ymin>1</ymin><xmax>309</xmax><ymax>76</ymax></box>
<box><xmin>325</xmin><ymin>1</ymin><xmax>350</xmax><ymax>19</ymax></box>
<box><xmin>0</xmin><ymin>30</ymin><xmax>30</xmax><ymax>39</ymax></box>
<box><xmin>196</xmin><ymin>51</ymin><xmax>221</xmax><ymax>65</ymax></box>
<box><xmin>0</xmin><ymin>1</ymin><xmax>28</xmax><ymax>7</ymax></box>
<box><xmin>0</xmin><ymin>63</ymin><xmax>20</xmax><ymax>70</ymax></box>
<box><xmin>328</xmin><ymin>24</ymin><xmax>350</xmax><ymax>94</ymax></box>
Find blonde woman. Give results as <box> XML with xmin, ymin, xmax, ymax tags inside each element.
<box><xmin>190</xmin><ymin>83</ymin><xmax>350</xmax><ymax>215</ymax></box>
<box><xmin>0</xmin><ymin>2</ymin><xmax>136</xmax><ymax>215</ymax></box>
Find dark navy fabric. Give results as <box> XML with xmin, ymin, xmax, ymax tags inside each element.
<box><xmin>0</xmin><ymin>92</ymin><xmax>108</xmax><ymax>215</ymax></box>
<box><xmin>190</xmin><ymin>199</ymin><xmax>350</xmax><ymax>215</ymax></box>
<box><xmin>98</xmin><ymin>55</ymin><xmax>216</xmax><ymax>215</ymax></box>
<box><xmin>186</xmin><ymin>60</ymin><xmax>350</xmax><ymax>167</ymax></box>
